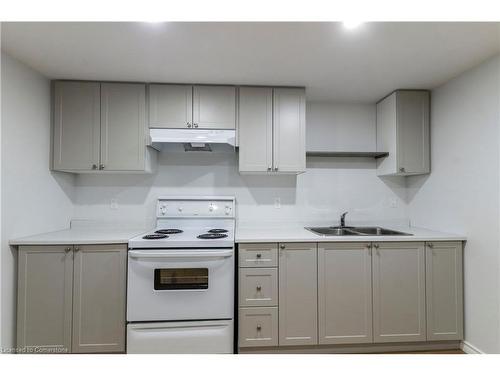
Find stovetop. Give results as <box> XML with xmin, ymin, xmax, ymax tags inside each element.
<box><xmin>128</xmin><ymin>221</ymin><xmax>235</xmax><ymax>249</ymax></box>
<box><xmin>129</xmin><ymin>196</ymin><xmax>236</xmax><ymax>249</ymax></box>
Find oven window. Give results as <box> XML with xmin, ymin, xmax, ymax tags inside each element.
<box><xmin>154</xmin><ymin>268</ymin><xmax>208</xmax><ymax>290</ymax></box>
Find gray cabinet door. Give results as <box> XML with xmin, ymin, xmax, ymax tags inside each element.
<box><xmin>426</xmin><ymin>241</ymin><xmax>464</xmax><ymax>341</ymax></box>
<box><xmin>72</xmin><ymin>244</ymin><xmax>127</xmax><ymax>353</ymax></box>
<box><xmin>100</xmin><ymin>83</ymin><xmax>147</xmax><ymax>171</ymax></box>
<box><xmin>279</xmin><ymin>242</ymin><xmax>317</xmax><ymax>346</ymax></box>
<box><xmin>17</xmin><ymin>245</ymin><xmax>73</xmax><ymax>353</ymax></box>
<box><xmin>238</xmin><ymin>87</ymin><xmax>273</xmax><ymax>172</ymax></box>
<box><xmin>193</xmin><ymin>85</ymin><xmax>236</xmax><ymax>129</ymax></box>
<box><xmin>149</xmin><ymin>84</ymin><xmax>193</xmax><ymax>129</ymax></box>
<box><xmin>396</xmin><ymin>91</ymin><xmax>430</xmax><ymax>174</ymax></box>
<box><xmin>372</xmin><ymin>242</ymin><xmax>426</xmax><ymax>343</ymax></box>
<box><xmin>318</xmin><ymin>242</ymin><xmax>373</xmax><ymax>344</ymax></box>
<box><xmin>273</xmin><ymin>88</ymin><xmax>306</xmax><ymax>173</ymax></box>
<box><xmin>53</xmin><ymin>81</ymin><xmax>100</xmax><ymax>171</ymax></box>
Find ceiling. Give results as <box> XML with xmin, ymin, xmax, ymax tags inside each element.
<box><xmin>1</xmin><ymin>22</ymin><xmax>499</xmax><ymax>102</ymax></box>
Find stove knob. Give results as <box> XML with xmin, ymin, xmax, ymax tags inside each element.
<box><xmin>209</xmin><ymin>204</ymin><xmax>214</xmax><ymax>212</ymax></box>
<box><xmin>225</xmin><ymin>206</ymin><xmax>231</xmax><ymax>215</ymax></box>
<box><xmin>178</xmin><ymin>207</ymin><xmax>183</xmax><ymax>213</ymax></box>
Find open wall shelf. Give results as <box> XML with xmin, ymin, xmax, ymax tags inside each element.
<box><xmin>306</xmin><ymin>151</ymin><xmax>389</xmax><ymax>159</ymax></box>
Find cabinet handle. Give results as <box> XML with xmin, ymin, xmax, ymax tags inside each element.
<box><xmin>399</xmin><ymin>167</ymin><xmax>406</xmax><ymax>173</ymax></box>
<box><xmin>256</xmin><ymin>285</ymin><xmax>262</xmax><ymax>291</ymax></box>
<box><xmin>187</xmin><ymin>123</ymin><xmax>192</xmax><ymax>128</ymax></box>
<box><xmin>373</xmin><ymin>244</ymin><xmax>379</xmax><ymax>249</ymax></box>
<box><xmin>256</xmin><ymin>253</ymin><xmax>262</xmax><ymax>258</ymax></box>
<box><xmin>64</xmin><ymin>247</ymin><xmax>71</xmax><ymax>253</ymax></box>
<box><xmin>74</xmin><ymin>247</ymin><xmax>80</xmax><ymax>252</ymax></box>
<box><xmin>428</xmin><ymin>243</ymin><xmax>434</xmax><ymax>248</ymax></box>
<box><xmin>256</xmin><ymin>325</ymin><xmax>262</xmax><ymax>331</ymax></box>
<box><xmin>99</xmin><ymin>164</ymin><xmax>105</xmax><ymax>170</ymax></box>
<box><xmin>267</xmin><ymin>167</ymin><xmax>271</xmax><ymax>171</ymax></box>
<box><xmin>280</xmin><ymin>244</ymin><xmax>285</xmax><ymax>250</ymax></box>
<box><xmin>274</xmin><ymin>167</ymin><xmax>278</xmax><ymax>172</ymax></box>
<box><xmin>92</xmin><ymin>164</ymin><xmax>98</xmax><ymax>170</ymax></box>
<box><xmin>194</xmin><ymin>123</ymin><xmax>199</xmax><ymax>128</ymax></box>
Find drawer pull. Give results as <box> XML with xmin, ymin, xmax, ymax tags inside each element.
<box><xmin>256</xmin><ymin>253</ymin><xmax>262</xmax><ymax>258</ymax></box>
<box><xmin>256</xmin><ymin>285</ymin><xmax>262</xmax><ymax>291</ymax></box>
<box><xmin>256</xmin><ymin>325</ymin><xmax>262</xmax><ymax>331</ymax></box>
<box><xmin>280</xmin><ymin>244</ymin><xmax>285</xmax><ymax>250</ymax></box>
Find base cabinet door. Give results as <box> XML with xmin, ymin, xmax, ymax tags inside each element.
<box><xmin>426</xmin><ymin>241</ymin><xmax>463</xmax><ymax>341</ymax></box>
<box><xmin>17</xmin><ymin>246</ymin><xmax>74</xmax><ymax>353</ymax></box>
<box><xmin>72</xmin><ymin>244</ymin><xmax>127</xmax><ymax>353</ymax></box>
<box><xmin>279</xmin><ymin>243</ymin><xmax>317</xmax><ymax>346</ymax></box>
<box><xmin>318</xmin><ymin>243</ymin><xmax>373</xmax><ymax>344</ymax></box>
<box><xmin>372</xmin><ymin>242</ymin><xmax>426</xmax><ymax>343</ymax></box>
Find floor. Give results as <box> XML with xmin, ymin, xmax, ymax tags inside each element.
<box><xmin>388</xmin><ymin>349</ymin><xmax>465</xmax><ymax>354</ymax></box>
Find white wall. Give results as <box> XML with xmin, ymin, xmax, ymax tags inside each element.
<box><xmin>306</xmin><ymin>102</ymin><xmax>376</xmax><ymax>152</ymax></box>
<box><xmin>407</xmin><ymin>54</ymin><xmax>500</xmax><ymax>353</ymax></box>
<box><xmin>73</xmin><ymin>103</ymin><xmax>408</xmax><ymax>227</ymax></box>
<box><xmin>0</xmin><ymin>52</ymin><xmax>75</xmax><ymax>349</ymax></box>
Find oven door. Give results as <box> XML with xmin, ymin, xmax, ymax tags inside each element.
<box><xmin>127</xmin><ymin>248</ymin><xmax>234</xmax><ymax>322</ymax></box>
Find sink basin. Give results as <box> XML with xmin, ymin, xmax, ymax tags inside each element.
<box><xmin>350</xmin><ymin>227</ymin><xmax>412</xmax><ymax>236</ymax></box>
<box><xmin>305</xmin><ymin>226</ymin><xmax>412</xmax><ymax>236</ymax></box>
<box><xmin>305</xmin><ymin>227</ymin><xmax>359</xmax><ymax>236</ymax></box>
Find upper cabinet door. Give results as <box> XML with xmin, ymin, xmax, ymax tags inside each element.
<box><xmin>100</xmin><ymin>83</ymin><xmax>147</xmax><ymax>171</ymax></box>
<box><xmin>193</xmin><ymin>85</ymin><xmax>236</xmax><ymax>129</ymax></box>
<box><xmin>72</xmin><ymin>244</ymin><xmax>127</xmax><ymax>353</ymax></box>
<box><xmin>238</xmin><ymin>87</ymin><xmax>273</xmax><ymax>172</ymax></box>
<box><xmin>53</xmin><ymin>81</ymin><xmax>100</xmax><ymax>171</ymax></box>
<box><xmin>273</xmin><ymin>88</ymin><xmax>306</xmax><ymax>173</ymax></box>
<box><xmin>279</xmin><ymin>242</ymin><xmax>317</xmax><ymax>346</ymax></box>
<box><xmin>372</xmin><ymin>242</ymin><xmax>426</xmax><ymax>343</ymax></box>
<box><xmin>318</xmin><ymin>243</ymin><xmax>373</xmax><ymax>345</ymax></box>
<box><xmin>148</xmin><ymin>84</ymin><xmax>193</xmax><ymax>129</ymax></box>
<box><xmin>17</xmin><ymin>246</ymin><xmax>74</xmax><ymax>353</ymax></box>
<box><xmin>426</xmin><ymin>241</ymin><xmax>464</xmax><ymax>341</ymax></box>
<box><xmin>397</xmin><ymin>91</ymin><xmax>430</xmax><ymax>174</ymax></box>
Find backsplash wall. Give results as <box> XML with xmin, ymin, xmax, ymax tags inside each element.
<box><xmin>74</xmin><ymin>150</ymin><xmax>409</xmax><ymax>227</ymax></box>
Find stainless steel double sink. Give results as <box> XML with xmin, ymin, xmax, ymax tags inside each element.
<box><xmin>305</xmin><ymin>226</ymin><xmax>412</xmax><ymax>236</ymax></box>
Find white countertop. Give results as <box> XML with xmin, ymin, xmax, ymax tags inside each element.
<box><xmin>10</xmin><ymin>220</ymin><xmax>466</xmax><ymax>246</ymax></box>
<box><xmin>235</xmin><ymin>223</ymin><xmax>466</xmax><ymax>243</ymax></box>
<box><xmin>10</xmin><ymin>221</ymin><xmax>148</xmax><ymax>246</ymax></box>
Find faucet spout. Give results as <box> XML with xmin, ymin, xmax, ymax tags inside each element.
<box><xmin>340</xmin><ymin>212</ymin><xmax>348</xmax><ymax>227</ymax></box>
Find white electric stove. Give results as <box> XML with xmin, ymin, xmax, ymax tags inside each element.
<box><xmin>127</xmin><ymin>196</ymin><xmax>235</xmax><ymax>354</ymax></box>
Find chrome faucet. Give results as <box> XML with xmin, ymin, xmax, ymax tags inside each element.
<box><xmin>340</xmin><ymin>212</ymin><xmax>348</xmax><ymax>227</ymax></box>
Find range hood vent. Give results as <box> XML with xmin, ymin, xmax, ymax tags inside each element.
<box><xmin>150</xmin><ymin>128</ymin><xmax>236</xmax><ymax>150</ymax></box>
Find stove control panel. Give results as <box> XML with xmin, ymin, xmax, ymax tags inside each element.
<box><xmin>156</xmin><ymin>197</ymin><xmax>235</xmax><ymax>218</ymax></box>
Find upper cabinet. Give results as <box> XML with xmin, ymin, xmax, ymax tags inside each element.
<box><xmin>376</xmin><ymin>90</ymin><xmax>430</xmax><ymax>176</ymax></box>
<box><xmin>148</xmin><ymin>84</ymin><xmax>236</xmax><ymax>130</ymax></box>
<box><xmin>238</xmin><ymin>87</ymin><xmax>306</xmax><ymax>174</ymax></box>
<box><xmin>52</xmin><ymin>81</ymin><xmax>157</xmax><ymax>173</ymax></box>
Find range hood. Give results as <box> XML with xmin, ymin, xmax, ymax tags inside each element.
<box><xmin>150</xmin><ymin>128</ymin><xmax>236</xmax><ymax>150</ymax></box>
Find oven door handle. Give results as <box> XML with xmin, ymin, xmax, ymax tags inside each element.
<box><xmin>128</xmin><ymin>250</ymin><xmax>233</xmax><ymax>259</ymax></box>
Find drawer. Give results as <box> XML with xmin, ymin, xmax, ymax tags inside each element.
<box><xmin>239</xmin><ymin>307</ymin><xmax>278</xmax><ymax>348</ymax></box>
<box><xmin>239</xmin><ymin>268</ymin><xmax>278</xmax><ymax>307</ymax></box>
<box><xmin>239</xmin><ymin>243</ymin><xmax>278</xmax><ymax>268</ymax></box>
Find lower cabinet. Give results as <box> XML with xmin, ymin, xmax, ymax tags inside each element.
<box><xmin>17</xmin><ymin>244</ymin><xmax>127</xmax><ymax>353</ymax></box>
<box><xmin>278</xmin><ymin>243</ymin><xmax>317</xmax><ymax>346</ymax></box>
<box><xmin>238</xmin><ymin>240</ymin><xmax>463</xmax><ymax>352</ymax></box>
<box><xmin>372</xmin><ymin>242</ymin><xmax>426</xmax><ymax>343</ymax></box>
<box><xmin>426</xmin><ymin>241</ymin><xmax>463</xmax><ymax>341</ymax></box>
<box><xmin>318</xmin><ymin>242</ymin><xmax>373</xmax><ymax>344</ymax></box>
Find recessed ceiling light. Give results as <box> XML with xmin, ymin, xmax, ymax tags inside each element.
<box><xmin>343</xmin><ymin>21</ymin><xmax>364</xmax><ymax>30</ymax></box>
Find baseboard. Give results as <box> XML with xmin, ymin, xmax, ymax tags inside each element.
<box><xmin>239</xmin><ymin>341</ymin><xmax>461</xmax><ymax>354</ymax></box>
<box><xmin>460</xmin><ymin>341</ymin><xmax>484</xmax><ymax>354</ymax></box>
